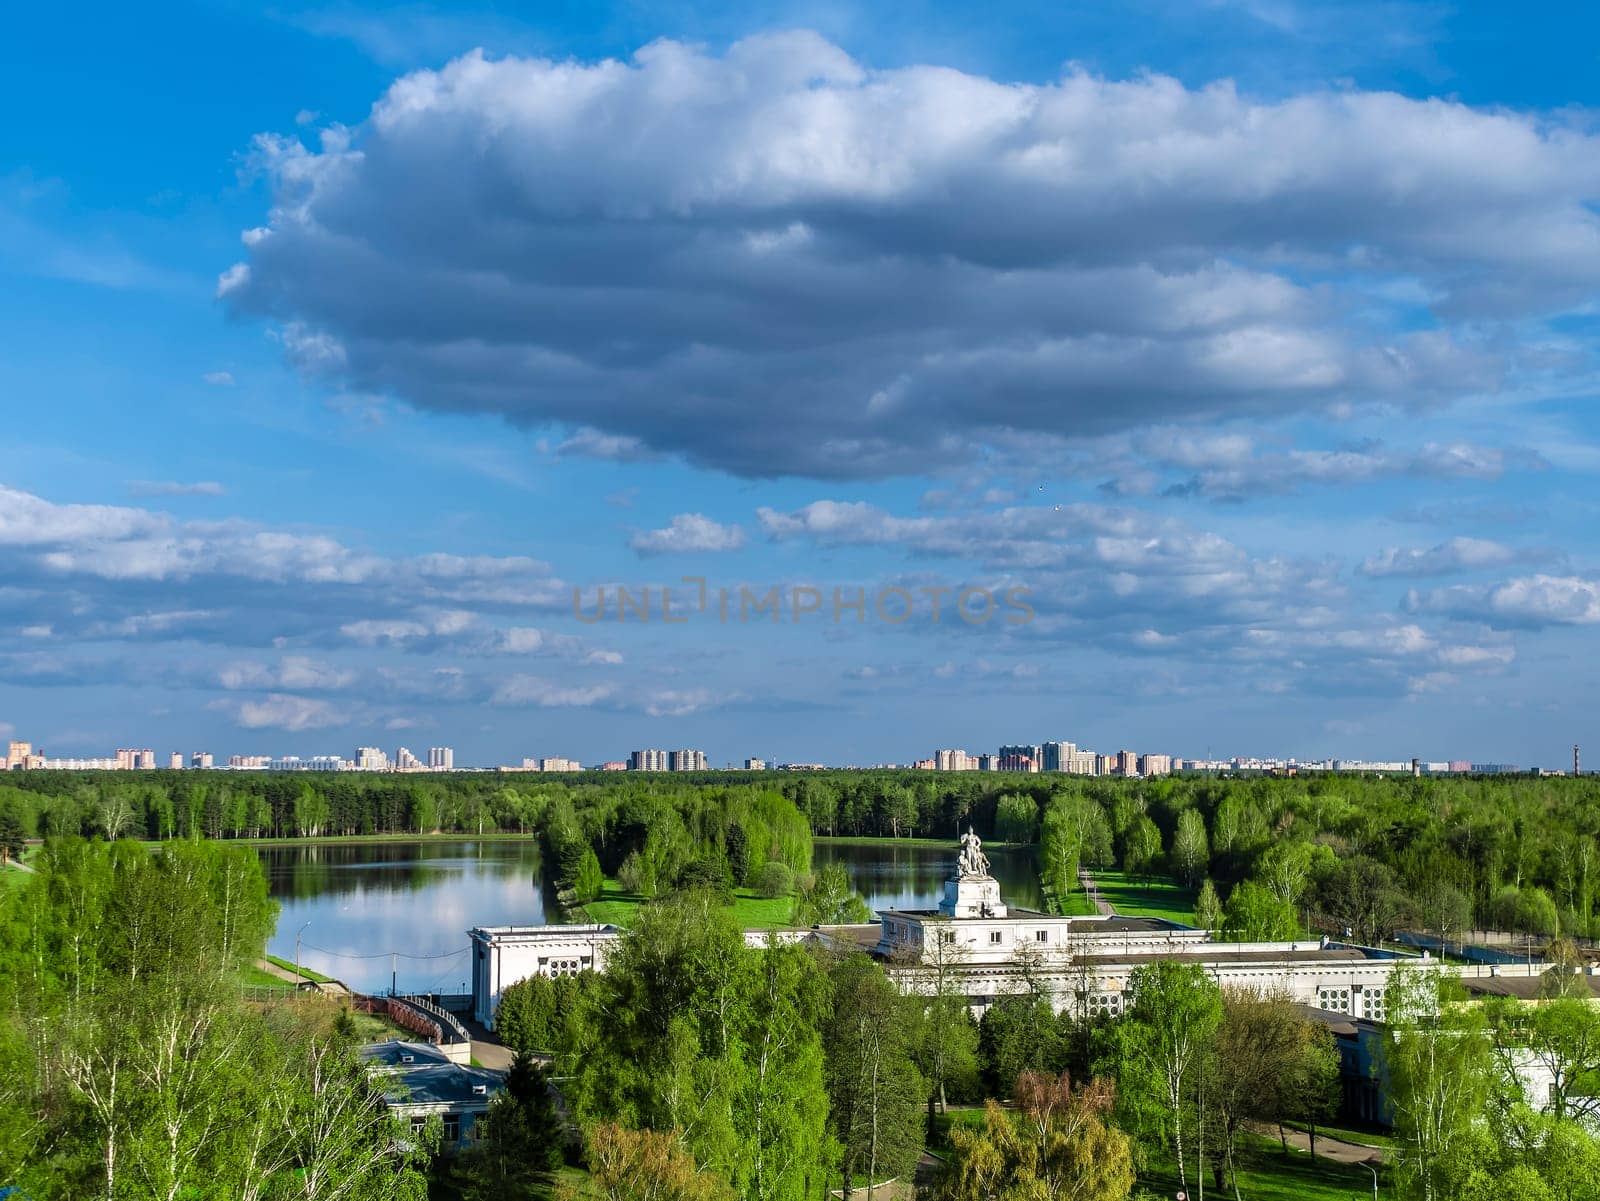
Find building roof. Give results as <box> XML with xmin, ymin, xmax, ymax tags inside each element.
<box><xmin>1076</xmin><ymin>947</ymin><xmax>1390</xmax><ymax>968</ymax></box>
<box><xmin>876</xmin><ymin>909</ymin><xmax>1191</xmax><ymax>935</ymax></box>
<box><xmin>1459</xmin><ymin>974</ymin><xmax>1600</xmax><ymax>1001</ymax></box>
<box><xmin>361</xmin><ymin>1043</ymin><xmax>507</xmax><ymax>1109</ymax></box>
<box><xmin>1295</xmin><ymin>1003</ymin><xmax>1384</xmax><ymax>1036</ymax></box>
<box><xmin>358</xmin><ymin>1039</ymin><xmax>454</xmax><ymax>1068</ymax></box>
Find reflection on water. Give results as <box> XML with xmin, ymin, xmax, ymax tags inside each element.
<box><xmin>259</xmin><ymin>840</ymin><xmax>548</xmax><ymax>995</ymax></box>
<box><xmin>259</xmin><ymin>836</ymin><xmax>1041</xmax><ymax>994</ymax></box>
<box><xmin>813</xmin><ymin>840</ymin><xmax>1042</xmax><ymax>914</ymax></box>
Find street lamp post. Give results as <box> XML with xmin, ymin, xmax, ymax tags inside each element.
<box><xmin>295</xmin><ymin>921</ymin><xmax>311</xmax><ymax>977</ymax></box>
<box><xmin>1363</xmin><ymin>1159</ymin><xmax>1379</xmax><ymax>1201</ymax></box>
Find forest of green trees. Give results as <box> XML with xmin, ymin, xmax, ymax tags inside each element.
<box><xmin>9</xmin><ymin>770</ymin><xmax>1600</xmax><ymax>1197</ymax></box>
<box><xmin>0</xmin><ymin>838</ymin><xmax>432</xmax><ymax>1199</ymax></box>
<box><xmin>5</xmin><ymin>767</ymin><xmax>1600</xmax><ymax>942</ymax></box>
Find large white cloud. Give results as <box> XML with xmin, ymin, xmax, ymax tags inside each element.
<box><xmin>226</xmin><ymin>34</ymin><xmax>1600</xmax><ymax>477</ymax></box>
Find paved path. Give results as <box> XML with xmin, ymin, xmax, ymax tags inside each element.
<box><xmin>1079</xmin><ymin>868</ymin><xmax>1114</xmax><ymax>915</ymax></box>
<box><xmin>458</xmin><ymin>1012</ymin><xmax>516</xmax><ymax>1071</ymax></box>
<box><xmin>1247</xmin><ymin>1121</ymin><xmax>1387</xmax><ymax>1166</ymax></box>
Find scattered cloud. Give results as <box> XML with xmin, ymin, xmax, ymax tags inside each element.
<box><xmin>1359</xmin><ymin>537</ymin><xmax>1525</xmax><ymax>578</ymax></box>
<box><xmin>126</xmin><ymin>480</ymin><xmax>227</xmax><ymax>498</ymax></box>
<box><xmin>1408</xmin><ymin>574</ymin><xmax>1600</xmax><ymax>628</ymax></box>
<box><xmin>202</xmin><ymin>371</ymin><xmax>236</xmax><ymax>386</ymax></box>
<box><xmin>630</xmin><ymin>513</ymin><xmax>746</xmax><ymax>555</ymax></box>
<box><xmin>490</xmin><ymin>676</ymin><xmax>614</xmax><ymax>708</ymax></box>
<box><xmin>211</xmin><ymin>692</ymin><xmax>350</xmax><ymax>731</ymax></box>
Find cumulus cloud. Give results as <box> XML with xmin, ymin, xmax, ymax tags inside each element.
<box><xmin>630</xmin><ymin>513</ymin><xmax>746</xmax><ymax>555</ymax></box>
<box><xmin>491</xmin><ymin>676</ymin><xmax>614</xmax><ymax>708</ymax></box>
<box><xmin>126</xmin><ymin>480</ymin><xmax>227</xmax><ymax>498</ymax></box>
<box><xmin>217</xmin><ymin>656</ymin><xmax>358</xmax><ymax>692</ymax></box>
<box><xmin>1147</xmin><ymin>440</ymin><xmax>1535</xmax><ymax>501</ymax></box>
<box><xmin>212</xmin><ymin>693</ymin><xmax>349</xmax><ymax>731</ymax></box>
<box><xmin>1408</xmin><ymin>575</ymin><xmax>1600</xmax><ymax>628</ymax></box>
<box><xmin>202</xmin><ymin>371</ymin><xmax>235</xmax><ymax>386</ymax></box>
<box><xmin>1360</xmin><ymin>537</ymin><xmax>1523</xmax><ymax>578</ymax></box>
<box><xmin>225</xmin><ymin>35</ymin><xmax>1600</xmax><ymax>478</ymax></box>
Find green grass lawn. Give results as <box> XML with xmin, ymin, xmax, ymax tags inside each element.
<box><xmin>1140</xmin><ymin>1133</ymin><xmax>1388</xmax><ymax>1201</ymax></box>
<box><xmin>1089</xmin><ymin>870</ymin><xmax>1198</xmax><ymax>925</ymax></box>
<box><xmin>264</xmin><ymin>953</ymin><xmax>336</xmax><ymax>983</ymax></box>
<box><xmin>581</xmin><ymin>878</ymin><xmax>800</xmax><ymax>928</ymax></box>
<box><xmin>240</xmin><ymin>964</ymin><xmax>297</xmax><ymax>990</ymax></box>
<box><xmin>1056</xmin><ymin>887</ymin><xmax>1098</xmax><ymax>916</ymax></box>
<box><xmin>814</xmin><ymin>835</ymin><xmax>1034</xmax><ymax>850</ymax></box>
<box><xmin>234</xmin><ymin>831</ymin><xmax>538</xmax><ymax>846</ymax></box>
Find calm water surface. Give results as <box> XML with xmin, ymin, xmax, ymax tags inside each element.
<box><xmin>260</xmin><ymin>837</ymin><xmax>1040</xmax><ymax>994</ymax></box>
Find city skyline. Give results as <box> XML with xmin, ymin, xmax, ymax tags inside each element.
<box><xmin>4</xmin><ymin>4</ymin><xmax>1600</xmax><ymax>765</ymax></box>
<box><xmin>1</xmin><ymin>731</ymin><xmax>1574</xmax><ymax>775</ymax></box>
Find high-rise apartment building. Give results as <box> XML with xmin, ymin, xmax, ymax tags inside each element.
<box><xmin>1116</xmin><ymin>750</ymin><xmax>1139</xmax><ymax>776</ymax></box>
<box><xmin>935</xmin><ymin>748</ymin><xmax>977</xmax><ymax>771</ymax></box>
<box><xmin>428</xmin><ymin>746</ymin><xmax>454</xmax><ymax>771</ymax></box>
<box><xmin>600</xmin><ymin>761</ymin><xmax>628</xmax><ymax>771</ymax></box>
<box><xmin>630</xmin><ymin>748</ymin><xmax>667</xmax><ymax>771</ymax></box>
<box><xmin>1040</xmin><ymin>741</ymin><xmax>1077</xmax><ymax>772</ymax></box>
<box><xmin>228</xmin><ymin>755</ymin><xmax>270</xmax><ymax>769</ymax></box>
<box><xmin>541</xmin><ymin>757</ymin><xmax>581</xmax><ymax>772</ymax></box>
<box><xmin>5</xmin><ymin>742</ymin><xmax>30</xmax><ymax>770</ymax></box>
<box><xmin>169</xmin><ymin>752</ymin><xmax>184</xmax><ymax>769</ymax></box>
<box><xmin>745</xmin><ymin>758</ymin><xmax>767</xmax><ymax>770</ymax></box>
<box><xmin>668</xmin><ymin>749</ymin><xmax>707</xmax><ymax>772</ymax></box>
<box><xmin>1096</xmin><ymin>753</ymin><xmax>1117</xmax><ymax>776</ymax></box>
<box><xmin>1138</xmin><ymin>753</ymin><xmax>1172</xmax><ymax>777</ymax></box>
<box><xmin>356</xmin><ymin>746</ymin><xmax>390</xmax><ymax>772</ymax></box>
<box><xmin>1069</xmin><ymin>749</ymin><xmax>1098</xmax><ymax>775</ymax></box>
<box><xmin>396</xmin><ymin>747</ymin><xmax>425</xmax><ymax>771</ymax></box>
<box><xmin>191</xmin><ymin>752</ymin><xmax>213</xmax><ymax>769</ymax></box>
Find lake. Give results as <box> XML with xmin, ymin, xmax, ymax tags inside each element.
<box><xmin>260</xmin><ymin>837</ymin><xmax>1040</xmax><ymax>994</ymax></box>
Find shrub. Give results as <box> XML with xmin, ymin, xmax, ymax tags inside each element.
<box><xmin>753</xmin><ymin>860</ymin><xmax>794</xmax><ymax>899</ymax></box>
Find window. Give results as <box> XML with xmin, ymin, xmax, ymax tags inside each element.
<box><xmin>443</xmin><ymin>1114</ymin><xmax>461</xmax><ymax>1143</ymax></box>
<box><xmin>1317</xmin><ymin>987</ymin><xmax>1352</xmax><ymax>1014</ymax></box>
<box><xmin>1035</xmin><ymin>930</ymin><xmax>1048</xmax><ymax>943</ymax></box>
<box><xmin>941</xmin><ymin>930</ymin><xmax>956</xmax><ymax>944</ymax></box>
<box><xmin>990</xmin><ymin>931</ymin><xmax>1003</xmax><ymax>944</ymax></box>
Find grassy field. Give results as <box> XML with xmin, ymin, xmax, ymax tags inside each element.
<box><xmin>264</xmin><ymin>953</ymin><xmax>336</xmax><ymax>984</ymax></box>
<box><xmin>1</xmin><ymin>846</ymin><xmax>38</xmax><ymax>892</ymax></box>
<box><xmin>240</xmin><ymin>964</ymin><xmax>297</xmax><ymax>990</ymax></box>
<box><xmin>1090</xmin><ymin>870</ymin><xmax>1198</xmax><ymax>925</ymax></box>
<box><xmin>236</xmin><ymin>831</ymin><xmax>537</xmax><ymax>846</ymax></box>
<box><xmin>1140</xmin><ymin>1134</ymin><xmax>1388</xmax><ymax>1201</ymax></box>
<box><xmin>814</xmin><ymin>835</ymin><xmax>1034</xmax><ymax>850</ymax></box>
<box><xmin>581</xmin><ymin>878</ymin><xmax>801</xmax><ymax>928</ymax></box>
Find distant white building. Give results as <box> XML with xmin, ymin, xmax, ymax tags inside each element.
<box><xmin>429</xmin><ymin>747</ymin><xmax>454</xmax><ymax>771</ymax></box>
<box><xmin>469</xmin><ymin>834</ymin><xmax>1429</xmax><ymax>1030</ymax></box>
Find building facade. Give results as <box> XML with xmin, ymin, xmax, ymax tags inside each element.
<box><xmin>469</xmin><ymin>835</ymin><xmax>1430</xmax><ymax>1033</ymax></box>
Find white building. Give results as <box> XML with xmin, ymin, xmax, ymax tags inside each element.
<box><xmin>356</xmin><ymin>746</ymin><xmax>390</xmax><ymax>772</ymax></box>
<box><xmin>429</xmin><ymin>746</ymin><xmax>454</xmax><ymax>771</ymax></box>
<box><xmin>468</xmin><ymin>834</ymin><xmax>1429</xmax><ymax>1031</ymax></box>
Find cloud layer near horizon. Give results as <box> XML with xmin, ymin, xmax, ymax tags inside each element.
<box><xmin>225</xmin><ymin>33</ymin><xmax>1600</xmax><ymax>477</ymax></box>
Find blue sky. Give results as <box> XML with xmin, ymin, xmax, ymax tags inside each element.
<box><xmin>2</xmin><ymin>0</ymin><xmax>1598</xmax><ymax>768</ymax></box>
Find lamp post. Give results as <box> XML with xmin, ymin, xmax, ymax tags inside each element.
<box><xmin>1363</xmin><ymin>1158</ymin><xmax>1379</xmax><ymax>1200</ymax></box>
<box><xmin>295</xmin><ymin>921</ymin><xmax>311</xmax><ymax>977</ymax></box>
